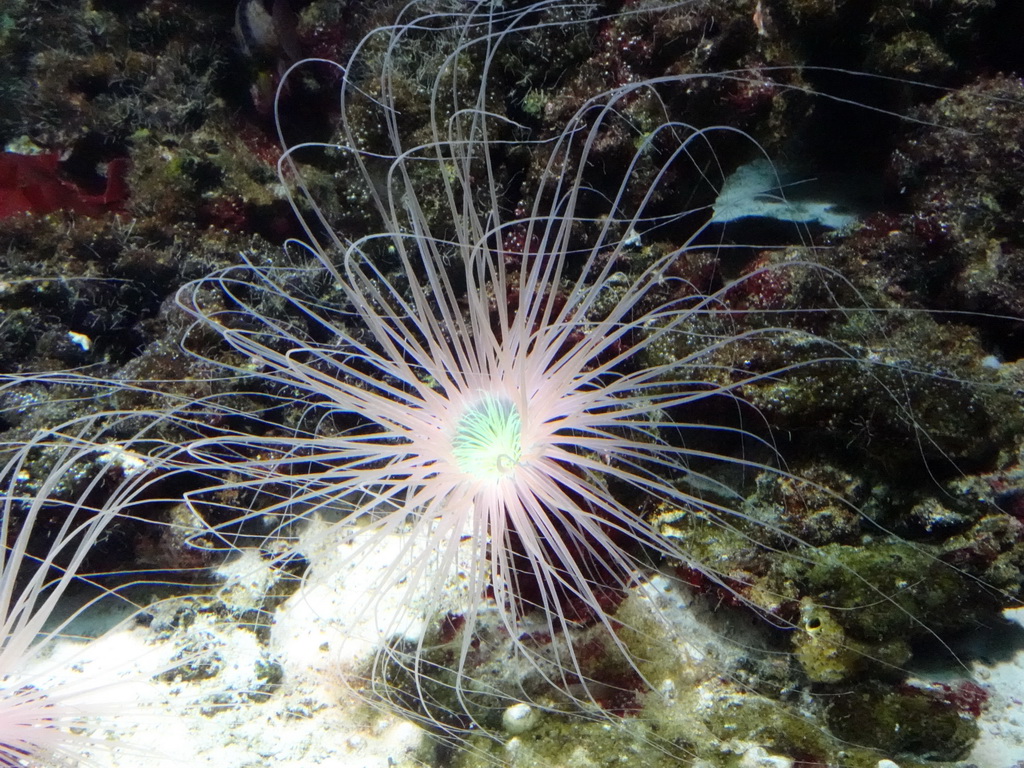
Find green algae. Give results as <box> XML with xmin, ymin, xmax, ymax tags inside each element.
<box><xmin>826</xmin><ymin>682</ymin><xmax>979</xmax><ymax>761</ymax></box>
<box><xmin>365</xmin><ymin>564</ymin><xmax>986</xmax><ymax>768</ymax></box>
<box><xmin>792</xmin><ymin>541</ymin><xmax>990</xmax><ymax>643</ymax></box>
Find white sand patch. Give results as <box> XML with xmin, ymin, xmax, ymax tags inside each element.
<box><xmin>968</xmin><ymin>606</ymin><xmax>1024</xmax><ymax>767</ymax></box>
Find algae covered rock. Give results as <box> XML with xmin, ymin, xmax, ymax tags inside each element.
<box><xmin>825</xmin><ymin>681</ymin><xmax>980</xmax><ymax>761</ymax></box>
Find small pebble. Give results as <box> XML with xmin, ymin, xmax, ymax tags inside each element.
<box><xmin>502</xmin><ymin>702</ymin><xmax>540</xmax><ymax>734</ymax></box>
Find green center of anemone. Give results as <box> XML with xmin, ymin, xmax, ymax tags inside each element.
<box><xmin>451</xmin><ymin>395</ymin><xmax>523</xmax><ymax>478</ymax></box>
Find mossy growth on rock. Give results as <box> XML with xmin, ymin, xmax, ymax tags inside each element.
<box><xmin>825</xmin><ymin>681</ymin><xmax>980</xmax><ymax>762</ymax></box>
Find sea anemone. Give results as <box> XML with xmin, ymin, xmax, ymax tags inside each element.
<box><xmin>159</xmin><ymin>0</ymin><xmax>1019</xmax><ymax>760</ymax></box>
<box><xmin>175</xmin><ymin>0</ymin><xmax>863</xmax><ymax>711</ymax></box>
<box><xmin>0</xmin><ymin>419</ymin><xmax>159</xmax><ymax>767</ymax></box>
